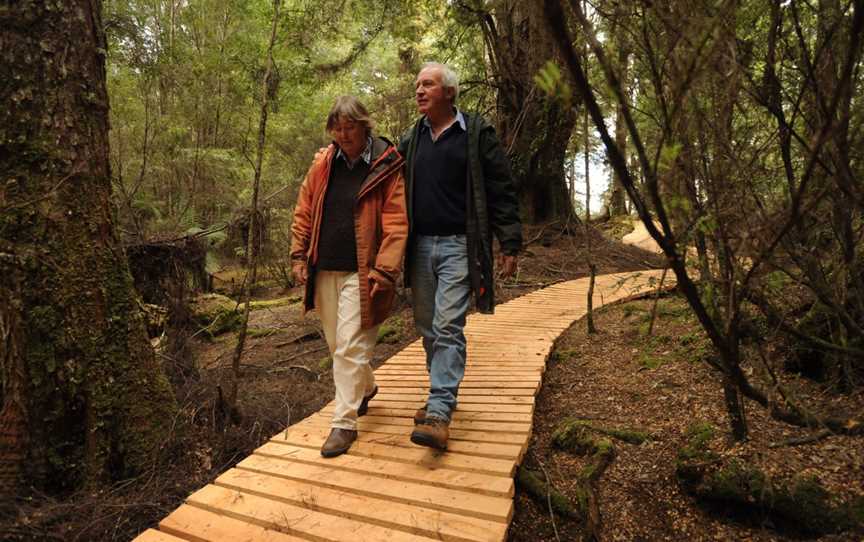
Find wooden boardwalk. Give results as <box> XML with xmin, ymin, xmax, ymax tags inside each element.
<box><xmin>134</xmin><ymin>270</ymin><xmax>668</xmax><ymax>542</ymax></box>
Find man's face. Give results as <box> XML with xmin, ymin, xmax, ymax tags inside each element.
<box><xmin>415</xmin><ymin>67</ymin><xmax>453</xmax><ymax>116</ymax></box>
<box><xmin>329</xmin><ymin>116</ymin><xmax>366</xmax><ymax>159</ymax></box>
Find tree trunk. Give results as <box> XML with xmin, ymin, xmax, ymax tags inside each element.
<box><xmin>0</xmin><ymin>0</ymin><xmax>176</xmax><ymax>496</ymax></box>
<box><xmin>609</xmin><ymin>3</ymin><xmax>631</xmax><ymax>217</ymax></box>
<box><xmin>478</xmin><ymin>0</ymin><xmax>578</xmax><ymax>224</ymax></box>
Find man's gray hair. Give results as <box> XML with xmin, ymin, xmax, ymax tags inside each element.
<box><xmin>422</xmin><ymin>61</ymin><xmax>459</xmax><ymax>103</ymax></box>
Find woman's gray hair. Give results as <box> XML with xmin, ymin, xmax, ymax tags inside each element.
<box><xmin>326</xmin><ymin>95</ymin><xmax>374</xmax><ymax>135</ymax></box>
<box><xmin>422</xmin><ymin>61</ymin><xmax>459</xmax><ymax>103</ymax></box>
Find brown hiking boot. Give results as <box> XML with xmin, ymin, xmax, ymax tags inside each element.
<box><xmin>413</xmin><ymin>405</ymin><xmax>427</xmax><ymax>425</ymax></box>
<box><xmin>320</xmin><ymin>428</ymin><xmax>357</xmax><ymax>457</ymax></box>
<box><xmin>358</xmin><ymin>385</ymin><xmax>378</xmax><ymax>416</ymax></box>
<box><xmin>410</xmin><ymin>417</ymin><xmax>449</xmax><ymax>451</ymax></box>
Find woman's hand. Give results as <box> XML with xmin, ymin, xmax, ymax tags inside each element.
<box><xmin>368</xmin><ymin>269</ymin><xmax>393</xmax><ymax>298</ymax></box>
<box><xmin>292</xmin><ymin>262</ymin><xmax>308</xmax><ymax>285</ymax></box>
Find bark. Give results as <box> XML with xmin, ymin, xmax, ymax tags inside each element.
<box><xmin>609</xmin><ymin>3</ymin><xmax>631</xmax><ymax>217</ymax></box>
<box><xmin>0</xmin><ymin>0</ymin><xmax>176</xmax><ymax>495</ymax></box>
<box><xmin>475</xmin><ymin>0</ymin><xmax>577</xmax><ymax>224</ymax></box>
<box><xmin>583</xmin><ymin>75</ymin><xmax>597</xmax><ymax>334</ymax></box>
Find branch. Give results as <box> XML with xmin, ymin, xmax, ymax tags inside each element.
<box><xmin>313</xmin><ymin>24</ymin><xmax>383</xmax><ymax>75</ymax></box>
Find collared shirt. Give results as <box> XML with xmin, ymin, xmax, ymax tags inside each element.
<box><xmin>335</xmin><ymin>136</ymin><xmax>373</xmax><ymax>169</ymax></box>
<box><xmin>422</xmin><ymin>109</ymin><xmax>466</xmax><ymax>142</ymax></box>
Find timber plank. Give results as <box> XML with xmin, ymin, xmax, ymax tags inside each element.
<box><xmin>214</xmin><ymin>469</ymin><xmax>508</xmax><ymax>542</ymax></box>
<box><xmin>253</xmin><ymin>442</ymin><xmax>514</xmax><ymax>497</ymax></box>
<box><xmin>236</xmin><ymin>454</ymin><xmax>514</xmax><ymax>523</ymax></box>
<box><xmin>375</xmin><ymin>387</ymin><xmax>537</xmax><ymax>396</ymax></box>
<box><xmin>321</xmin><ymin>405</ymin><xmax>534</xmax><ymax>422</ymax></box>
<box><xmin>269</xmin><ymin>426</ymin><xmax>516</xmax><ymax>476</ymax></box>
<box><xmin>317</xmin><ymin>413</ymin><xmax>532</xmax><ymax>434</ymax></box>
<box><xmin>373</xmin><ymin>380</ymin><xmax>540</xmax><ymax>389</ymax></box>
<box><xmin>159</xmin><ymin>504</ymin><xmax>306</xmax><ymax>542</ymax></box>
<box><xmin>296</xmin><ymin>416</ymin><xmax>529</xmax><ymax>446</ymax></box>
<box><xmin>374</xmin><ymin>375</ymin><xmax>542</xmax><ymax>382</ymax></box>
<box><xmin>132</xmin><ymin>530</ymin><xmax>188</xmax><ymax>542</ymax></box>
<box><xmin>370</xmin><ymin>393</ymin><xmax>534</xmax><ymax>404</ymax></box>
<box><xmin>374</xmin><ymin>369</ymin><xmax>543</xmax><ymax>375</ymax></box>
<box><xmin>360</xmin><ymin>400</ymin><xmax>535</xmax><ymax>413</ymax></box>
<box><xmin>289</xmin><ymin>417</ymin><xmax>524</xmax><ymax>459</ymax></box>
<box><xmin>187</xmin><ymin>484</ymin><xmax>436</xmax><ymax>541</ymax></box>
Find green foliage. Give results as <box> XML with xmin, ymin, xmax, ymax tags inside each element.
<box><xmin>318</xmin><ymin>355</ymin><xmax>333</xmax><ymax>371</ymax></box>
<box><xmin>377</xmin><ymin>315</ymin><xmax>404</xmax><ymax>344</ymax></box>
<box><xmin>553</xmin><ymin>418</ymin><xmax>652</xmax><ymax>449</ymax></box>
<box><xmin>534</xmin><ymin>60</ymin><xmax>572</xmax><ymax>106</ymax></box>
<box><xmin>549</xmin><ymin>347</ymin><xmax>579</xmax><ymax>364</ymax></box>
<box><xmin>678</xmin><ymin>421</ymin><xmax>717</xmax><ymax>462</ymax></box>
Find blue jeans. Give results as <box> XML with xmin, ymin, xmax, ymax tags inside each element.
<box><xmin>410</xmin><ymin>234</ymin><xmax>472</xmax><ymax>422</ymax></box>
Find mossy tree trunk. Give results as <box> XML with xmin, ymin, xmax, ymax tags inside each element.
<box><xmin>0</xmin><ymin>0</ymin><xmax>176</xmax><ymax>497</ymax></box>
<box><xmin>470</xmin><ymin>0</ymin><xmax>578</xmax><ymax>224</ymax></box>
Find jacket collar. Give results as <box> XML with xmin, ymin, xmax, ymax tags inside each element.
<box><xmin>356</xmin><ymin>137</ymin><xmax>404</xmax><ymax>199</ymax></box>
<box><xmin>334</xmin><ymin>136</ymin><xmax>373</xmax><ymax>168</ymax></box>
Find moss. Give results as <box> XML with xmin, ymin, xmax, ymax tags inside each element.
<box><xmin>549</xmin><ymin>347</ymin><xmax>579</xmax><ymax>364</ymax></box>
<box><xmin>679</xmin><ymin>455</ymin><xmax>862</xmax><ymax>535</ymax></box>
<box><xmin>553</xmin><ymin>418</ymin><xmax>652</xmax><ymax>451</ymax></box>
<box><xmin>675</xmin><ymin>422</ymin><xmax>719</xmax><ymax>484</ymax></box>
<box><xmin>638</xmin><ymin>353</ymin><xmax>667</xmax><ymax>369</ymax></box>
<box><xmin>847</xmin><ymin>495</ymin><xmax>864</xmax><ymax>527</ymax></box>
<box><xmin>552</xmin><ymin>419</ymin><xmax>595</xmax><ymax>455</ymax></box>
<box><xmin>703</xmin><ymin>460</ymin><xmax>767</xmax><ymax>501</ymax></box>
<box><xmin>318</xmin><ymin>356</ymin><xmax>333</xmax><ymax>371</ymax></box>
<box><xmin>679</xmin><ymin>422</ymin><xmax>716</xmax><ymax>460</ymax></box>
<box><xmin>516</xmin><ymin>466</ymin><xmax>579</xmax><ymax>518</ymax></box>
<box><xmin>189</xmin><ymin>293</ymin><xmax>242</xmax><ymax>337</ymax></box>
<box><xmin>601</xmin><ymin>427</ymin><xmax>652</xmax><ymax>445</ymax></box>
<box><xmin>377</xmin><ymin>315</ymin><xmax>404</xmax><ymax>344</ymax></box>
<box><xmin>245</xmin><ymin>296</ymin><xmax>299</xmax><ymax>310</ymax></box>
<box><xmin>246</xmin><ymin>327</ymin><xmax>280</xmax><ymax>338</ymax></box>
<box><xmin>593</xmin><ymin>438</ymin><xmax>615</xmax><ymax>457</ymax></box>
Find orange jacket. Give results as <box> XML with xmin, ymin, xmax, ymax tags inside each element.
<box><xmin>290</xmin><ymin>137</ymin><xmax>408</xmax><ymax>329</ymax></box>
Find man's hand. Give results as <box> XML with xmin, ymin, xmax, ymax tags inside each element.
<box><xmin>292</xmin><ymin>262</ymin><xmax>308</xmax><ymax>285</ymax></box>
<box><xmin>497</xmin><ymin>254</ymin><xmax>518</xmax><ymax>279</ymax></box>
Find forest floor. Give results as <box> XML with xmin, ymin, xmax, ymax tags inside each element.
<box><xmin>5</xmin><ymin>218</ymin><xmax>863</xmax><ymax>541</ymax></box>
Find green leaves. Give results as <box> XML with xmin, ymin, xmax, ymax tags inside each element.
<box><xmin>534</xmin><ymin>60</ymin><xmax>572</xmax><ymax>106</ymax></box>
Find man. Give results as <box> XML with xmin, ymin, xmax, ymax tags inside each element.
<box><xmin>399</xmin><ymin>62</ymin><xmax>522</xmax><ymax>451</ymax></box>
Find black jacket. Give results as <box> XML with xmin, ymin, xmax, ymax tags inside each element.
<box><xmin>399</xmin><ymin>111</ymin><xmax>522</xmax><ymax>313</ymax></box>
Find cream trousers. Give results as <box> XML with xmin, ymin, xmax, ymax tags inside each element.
<box><xmin>314</xmin><ymin>271</ymin><xmax>378</xmax><ymax>430</ymax></box>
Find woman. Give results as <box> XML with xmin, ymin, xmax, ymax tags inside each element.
<box><xmin>290</xmin><ymin>96</ymin><xmax>408</xmax><ymax>457</ymax></box>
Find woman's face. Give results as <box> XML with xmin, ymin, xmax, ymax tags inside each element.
<box><xmin>330</xmin><ymin>116</ymin><xmax>366</xmax><ymax>160</ymax></box>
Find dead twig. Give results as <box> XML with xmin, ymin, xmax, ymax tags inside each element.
<box><xmin>269</xmin><ymin>344</ymin><xmax>329</xmax><ymax>366</ymax></box>
<box><xmin>275</xmin><ymin>328</ymin><xmax>322</xmax><ymax>347</ymax></box>
<box><xmin>268</xmin><ymin>365</ymin><xmax>319</xmax><ymax>380</ymax></box>
<box><xmin>769</xmin><ymin>429</ymin><xmax>833</xmax><ymax>448</ymax></box>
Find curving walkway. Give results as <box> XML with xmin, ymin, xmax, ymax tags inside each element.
<box><xmin>622</xmin><ymin>219</ymin><xmax>664</xmax><ymax>255</ymax></box>
<box><xmin>134</xmin><ymin>270</ymin><xmax>670</xmax><ymax>542</ymax></box>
